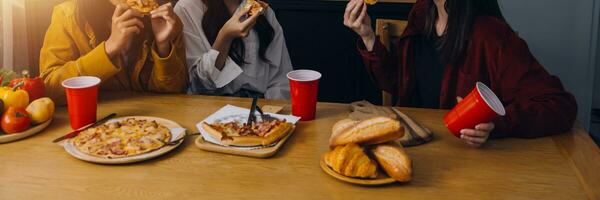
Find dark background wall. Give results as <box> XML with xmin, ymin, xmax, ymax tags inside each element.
<box><xmin>270</xmin><ymin>0</ymin><xmax>414</xmax><ymax>104</ymax></box>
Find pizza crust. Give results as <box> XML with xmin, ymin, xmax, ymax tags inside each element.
<box><xmin>202</xmin><ymin>121</ymin><xmax>293</xmax><ymax>147</ymax></box>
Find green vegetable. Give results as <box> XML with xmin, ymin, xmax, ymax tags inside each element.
<box><xmin>0</xmin><ymin>69</ymin><xmax>17</xmax><ymax>86</ymax></box>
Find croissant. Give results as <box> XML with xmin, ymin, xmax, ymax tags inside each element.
<box><xmin>325</xmin><ymin>144</ymin><xmax>378</xmax><ymax>179</ymax></box>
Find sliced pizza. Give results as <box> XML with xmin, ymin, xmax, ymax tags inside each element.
<box><xmin>202</xmin><ymin>119</ymin><xmax>293</xmax><ymax>147</ymax></box>
<box><xmin>364</xmin><ymin>0</ymin><xmax>377</xmax><ymax>5</ymax></box>
<box><xmin>245</xmin><ymin>0</ymin><xmax>269</xmax><ymax>16</ymax></box>
<box><xmin>72</xmin><ymin>118</ymin><xmax>171</xmax><ymax>159</ymax></box>
<box><xmin>110</xmin><ymin>0</ymin><xmax>159</xmax><ymax>14</ymax></box>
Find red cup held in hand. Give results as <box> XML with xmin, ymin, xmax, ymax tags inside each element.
<box><xmin>287</xmin><ymin>70</ymin><xmax>322</xmax><ymax>121</ymax></box>
<box><xmin>444</xmin><ymin>82</ymin><xmax>505</xmax><ymax>137</ymax></box>
<box><xmin>62</xmin><ymin>76</ymin><xmax>101</xmax><ymax>130</ymax></box>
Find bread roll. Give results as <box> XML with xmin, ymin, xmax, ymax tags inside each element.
<box><xmin>371</xmin><ymin>143</ymin><xmax>412</xmax><ymax>182</ymax></box>
<box><xmin>325</xmin><ymin>144</ymin><xmax>378</xmax><ymax>179</ymax></box>
<box><xmin>329</xmin><ymin>119</ymin><xmax>360</xmax><ymax>144</ymax></box>
<box><xmin>329</xmin><ymin>117</ymin><xmax>404</xmax><ymax>148</ymax></box>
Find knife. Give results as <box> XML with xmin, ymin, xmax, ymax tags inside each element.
<box><xmin>52</xmin><ymin>113</ymin><xmax>117</xmax><ymax>143</ymax></box>
<box><xmin>247</xmin><ymin>97</ymin><xmax>258</xmax><ymax>125</ymax></box>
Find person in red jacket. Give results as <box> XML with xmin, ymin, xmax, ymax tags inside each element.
<box><xmin>344</xmin><ymin>0</ymin><xmax>577</xmax><ymax>147</ymax></box>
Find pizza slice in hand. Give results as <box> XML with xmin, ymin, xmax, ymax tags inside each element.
<box><xmin>245</xmin><ymin>0</ymin><xmax>269</xmax><ymax>16</ymax></box>
<box><xmin>111</xmin><ymin>0</ymin><xmax>160</xmax><ymax>14</ymax></box>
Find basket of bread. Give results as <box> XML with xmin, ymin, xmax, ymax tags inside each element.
<box><xmin>321</xmin><ymin>117</ymin><xmax>412</xmax><ymax>185</ymax></box>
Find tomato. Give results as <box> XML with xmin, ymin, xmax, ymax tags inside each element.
<box><xmin>1</xmin><ymin>107</ymin><xmax>31</xmax><ymax>134</ymax></box>
<box><xmin>9</xmin><ymin>71</ymin><xmax>45</xmax><ymax>102</ymax></box>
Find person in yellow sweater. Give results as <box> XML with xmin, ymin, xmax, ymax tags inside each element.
<box><xmin>40</xmin><ymin>0</ymin><xmax>188</xmax><ymax>105</ymax></box>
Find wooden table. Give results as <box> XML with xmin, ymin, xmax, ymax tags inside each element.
<box><xmin>1</xmin><ymin>93</ymin><xmax>598</xmax><ymax>199</ymax></box>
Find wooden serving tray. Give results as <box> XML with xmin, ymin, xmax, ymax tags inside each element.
<box><xmin>195</xmin><ymin>128</ymin><xmax>294</xmax><ymax>158</ymax></box>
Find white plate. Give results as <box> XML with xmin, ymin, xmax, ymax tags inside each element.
<box><xmin>0</xmin><ymin>119</ymin><xmax>53</xmax><ymax>144</ymax></box>
<box><xmin>63</xmin><ymin>116</ymin><xmax>186</xmax><ymax>164</ymax></box>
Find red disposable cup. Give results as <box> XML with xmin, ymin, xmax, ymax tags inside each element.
<box><xmin>444</xmin><ymin>82</ymin><xmax>506</xmax><ymax>137</ymax></box>
<box><xmin>62</xmin><ymin>76</ymin><xmax>101</xmax><ymax>130</ymax></box>
<box><xmin>287</xmin><ymin>70</ymin><xmax>322</xmax><ymax>121</ymax></box>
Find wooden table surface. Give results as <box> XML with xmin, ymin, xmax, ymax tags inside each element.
<box><xmin>0</xmin><ymin>93</ymin><xmax>598</xmax><ymax>200</ymax></box>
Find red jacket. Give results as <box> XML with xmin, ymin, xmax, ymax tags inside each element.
<box><xmin>358</xmin><ymin>0</ymin><xmax>577</xmax><ymax>138</ymax></box>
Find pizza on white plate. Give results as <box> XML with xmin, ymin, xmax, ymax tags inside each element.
<box><xmin>202</xmin><ymin>118</ymin><xmax>293</xmax><ymax>147</ymax></box>
<box><xmin>72</xmin><ymin>118</ymin><xmax>171</xmax><ymax>159</ymax></box>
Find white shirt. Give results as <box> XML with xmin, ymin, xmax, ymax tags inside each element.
<box><xmin>174</xmin><ymin>0</ymin><xmax>292</xmax><ymax>99</ymax></box>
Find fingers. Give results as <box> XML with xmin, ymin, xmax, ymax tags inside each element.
<box><xmin>122</xmin><ymin>26</ymin><xmax>141</xmax><ymax>36</ymax></box>
<box><xmin>460</xmin><ymin>129</ymin><xmax>488</xmax><ymax>138</ymax></box>
<box><xmin>151</xmin><ymin>2</ymin><xmax>173</xmax><ymax>15</ymax></box>
<box><xmin>116</xmin><ymin>8</ymin><xmax>143</xmax><ymax>23</ymax></box>
<box><xmin>461</xmin><ymin>133</ymin><xmax>486</xmax><ymax>146</ymax></box>
<box><xmin>241</xmin><ymin>12</ymin><xmax>260</xmax><ymax>30</ymax></box>
<box><xmin>475</xmin><ymin>123</ymin><xmax>495</xmax><ymax>132</ymax></box>
<box><xmin>456</xmin><ymin>96</ymin><xmax>463</xmax><ymax>103</ymax></box>
<box><xmin>348</xmin><ymin>1</ymin><xmax>364</xmax><ymax>23</ymax></box>
<box><xmin>151</xmin><ymin>9</ymin><xmax>177</xmax><ymax>25</ymax></box>
<box><xmin>344</xmin><ymin>0</ymin><xmax>358</xmax><ymax>24</ymax></box>
<box><xmin>113</xmin><ymin>3</ymin><xmax>129</xmax><ymax>19</ymax></box>
<box><xmin>460</xmin><ymin>123</ymin><xmax>494</xmax><ymax>148</ymax></box>
<box><xmin>234</xmin><ymin>4</ymin><xmax>251</xmax><ymax>18</ymax></box>
<box><xmin>120</xmin><ymin>18</ymin><xmax>145</xmax><ymax>30</ymax></box>
<box><xmin>354</xmin><ymin>1</ymin><xmax>368</xmax><ymax>26</ymax></box>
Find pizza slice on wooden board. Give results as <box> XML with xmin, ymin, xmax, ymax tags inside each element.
<box><xmin>202</xmin><ymin>119</ymin><xmax>293</xmax><ymax>147</ymax></box>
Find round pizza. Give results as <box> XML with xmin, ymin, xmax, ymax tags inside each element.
<box><xmin>202</xmin><ymin>118</ymin><xmax>293</xmax><ymax>147</ymax></box>
<box><xmin>72</xmin><ymin>118</ymin><xmax>171</xmax><ymax>159</ymax></box>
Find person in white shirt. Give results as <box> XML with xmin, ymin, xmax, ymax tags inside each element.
<box><xmin>174</xmin><ymin>0</ymin><xmax>293</xmax><ymax>99</ymax></box>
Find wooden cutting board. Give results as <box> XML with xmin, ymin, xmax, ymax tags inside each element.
<box><xmin>194</xmin><ymin>128</ymin><xmax>294</xmax><ymax>158</ymax></box>
<box><xmin>194</xmin><ymin>105</ymin><xmax>292</xmax><ymax>158</ymax></box>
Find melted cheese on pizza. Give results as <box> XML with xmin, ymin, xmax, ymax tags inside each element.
<box><xmin>245</xmin><ymin>0</ymin><xmax>268</xmax><ymax>16</ymax></box>
<box><xmin>207</xmin><ymin>119</ymin><xmax>287</xmax><ymax>139</ymax></box>
<box><xmin>125</xmin><ymin>0</ymin><xmax>159</xmax><ymax>13</ymax></box>
<box><xmin>73</xmin><ymin>118</ymin><xmax>171</xmax><ymax>159</ymax></box>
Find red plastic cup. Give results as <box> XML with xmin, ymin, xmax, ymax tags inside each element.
<box><xmin>62</xmin><ymin>76</ymin><xmax>101</xmax><ymax>130</ymax></box>
<box><xmin>287</xmin><ymin>70</ymin><xmax>322</xmax><ymax>121</ymax></box>
<box><xmin>444</xmin><ymin>82</ymin><xmax>506</xmax><ymax>137</ymax></box>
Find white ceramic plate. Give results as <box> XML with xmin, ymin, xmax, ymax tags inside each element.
<box><xmin>63</xmin><ymin>116</ymin><xmax>185</xmax><ymax>164</ymax></box>
<box><xmin>0</xmin><ymin>119</ymin><xmax>53</xmax><ymax>144</ymax></box>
